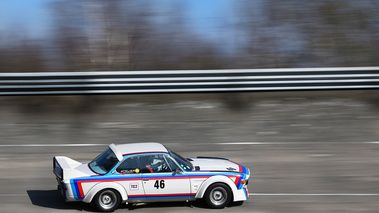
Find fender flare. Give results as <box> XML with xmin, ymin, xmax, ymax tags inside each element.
<box><xmin>82</xmin><ymin>182</ymin><xmax>128</xmax><ymax>203</ymax></box>
<box><xmin>195</xmin><ymin>175</ymin><xmax>238</xmax><ymax>200</ymax></box>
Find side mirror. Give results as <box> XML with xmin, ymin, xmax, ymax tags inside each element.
<box><xmin>175</xmin><ymin>169</ymin><xmax>183</xmax><ymax>175</ymax></box>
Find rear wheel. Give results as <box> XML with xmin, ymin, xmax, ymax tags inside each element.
<box><xmin>204</xmin><ymin>183</ymin><xmax>232</xmax><ymax>209</ymax></box>
<box><xmin>93</xmin><ymin>189</ymin><xmax>121</xmax><ymax>212</ymax></box>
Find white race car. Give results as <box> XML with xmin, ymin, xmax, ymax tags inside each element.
<box><xmin>53</xmin><ymin>143</ymin><xmax>250</xmax><ymax>212</ymax></box>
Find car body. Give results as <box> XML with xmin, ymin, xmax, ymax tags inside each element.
<box><xmin>53</xmin><ymin>142</ymin><xmax>250</xmax><ymax>212</ymax></box>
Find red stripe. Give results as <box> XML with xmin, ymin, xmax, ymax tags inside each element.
<box><xmin>128</xmin><ymin>193</ymin><xmax>196</xmax><ymax>198</ymax></box>
<box><xmin>231</xmin><ymin>175</ymin><xmax>240</xmax><ymax>185</ymax></box>
<box><xmin>77</xmin><ymin>178</ymin><xmax>141</xmax><ymax>198</ymax></box>
<box><xmin>189</xmin><ymin>176</ymin><xmax>212</xmax><ymax>179</ymax></box>
<box><xmin>77</xmin><ymin>181</ymin><xmax>84</xmax><ymax>198</ymax></box>
<box><xmin>128</xmin><ymin>194</ymin><xmax>144</xmax><ymax>198</ymax></box>
<box><xmin>146</xmin><ymin>193</ymin><xmax>196</xmax><ymax>197</ymax></box>
<box><xmin>230</xmin><ymin>160</ymin><xmax>243</xmax><ymax>173</ymax></box>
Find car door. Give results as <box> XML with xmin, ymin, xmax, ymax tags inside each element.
<box><xmin>139</xmin><ymin>154</ymin><xmax>191</xmax><ymax>200</ymax></box>
<box><xmin>114</xmin><ymin>155</ymin><xmax>145</xmax><ymax>200</ymax></box>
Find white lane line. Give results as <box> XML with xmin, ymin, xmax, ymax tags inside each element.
<box><xmin>217</xmin><ymin>142</ymin><xmax>309</xmax><ymax>145</ymax></box>
<box><xmin>0</xmin><ymin>144</ymin><xmax>107</xmax><ymax>147</ymax></box>
<box><xmin>217</xmin><ymin>142</ymin><xmax>270</xmax><ymax>145</ymax></box>
<box><xmin>218</xmin><ymin>141</ymin><xmax>379</xmax><ymax>145</ymax></box>
<box><xmin>257</xmin><ymin>132</ymin><xmax>278</xmax><ymax>135</ymax></box>
<box><xmin>2</xmin><ymin>141</ymin><xmax>379</xmax><ymax>147</ymax></box>
<box><xmin>249</xmin><ymin>193</ymin><xmax>379</xmax><ymax>196</ymax></box>
<box><xmin>2</xmin><ymin>193</ymin><xmax>379</xmax><ymax>197</ymax></box>
<box><xmin>309</xmin><ymin>154</ymin><xmax>335</xmax><ymax>157</ymax></box>
<box><xmin>0</xmin><ymin>194</ymin><xmax>26</xmax><ymax>197</ymax></box>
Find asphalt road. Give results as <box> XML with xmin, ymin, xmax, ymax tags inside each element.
<box><xmin>1</xmin><ymin>92</ymin><xmax>379</xmax><ymax>213</ymax></box>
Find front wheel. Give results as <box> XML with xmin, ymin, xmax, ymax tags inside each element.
<box><xmin>93</xmin><ymin>189</ymin><xmax>121</xmax><ymax>212</ymax></box>
<box><xmin>204</xmin><ymin>183</ymin><xmax>232</xmax><ymax>209</ymax></box>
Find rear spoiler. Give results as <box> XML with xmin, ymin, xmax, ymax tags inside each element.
<box><xmin>53</xmin><ymin>156</ymin><xmax>81</xmax><ymax>180</ymax></box>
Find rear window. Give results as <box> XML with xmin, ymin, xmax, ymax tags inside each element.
<box><xmin>89</xmin><ymin>148</ymin><xmax>119</xmax><ymax>175</ymax></box>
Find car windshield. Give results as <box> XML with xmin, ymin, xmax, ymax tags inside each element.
<box><xmin>168</xmin><ymin>150</ymin><xmax>193</xmax><ymax>171</ymax></box>
<box><xmin>89</xmin><ymin>148</ymin><xmax>119</xmax><ymax>175</ymax></box>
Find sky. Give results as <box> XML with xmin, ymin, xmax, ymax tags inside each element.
<box><xmin>0</xmin><ymin>0</ymin><xmax>236</xmax><ymax>42</ymax></box>
<box><xmin>0</xmin><ymin>0</ymin><xmax>51</xmax><ymax>40</ymax></box>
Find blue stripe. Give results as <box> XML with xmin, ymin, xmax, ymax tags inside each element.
<box><xmin>128</xmin><ymin>195</ymin><xmax>145</xmax><ymax>200</ymax></box>
<box><xmin>128</xmin><ymin>194</ymin><xmax>195</xmax><ymax>200</ymax></box>
<box><xmin>242</xmin><ymin>165</ymin><xmax>247</xmax><ymax>174</ymax></box>
<box><xmin>70</xmin><ymin>179</ymin><xmax>81</xmax><ymax>200</ymax></box>
<box><xmin>73</xmin><ymin>175</ymin><xmax>142</xmax><ymax>182</ymax></box>
<box><xmin>70</xmin><ymin>171</ymin><xmax>245</xmax><ymax>200</ymax></box>
<box><xmin>145</xmin><ymin>194</ymin><xmax>196</xmax><ymax>199</ymax></box>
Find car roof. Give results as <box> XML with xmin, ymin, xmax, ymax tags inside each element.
<box><xmin>113</xmin><ymin>142</ymin><xmax>168</xmax><ymax>156</ymax></box>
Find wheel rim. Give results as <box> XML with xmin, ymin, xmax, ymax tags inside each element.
<box><xmin>209</xmin><ymin>187</ymin><xmax>228</xmax><ymax>206</ymax></box>
<box><xmin>98</xmin><ymin>190</ymin><xmax>117</xmax><ymax>210</ymax></box>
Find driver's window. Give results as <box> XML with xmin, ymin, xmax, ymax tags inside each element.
<box><xmin>139</xmin><ymin>154</ymin><xmax>171</xmax><ymax>173</ymax></box>
<box><xmin>116</xmin><ymin>156</ymin><xmax>139</xmax><ymax>174</ymax></box>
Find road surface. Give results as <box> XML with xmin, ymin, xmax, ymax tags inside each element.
<box><xmin>1</xmin><ymin>92</ymin><xmax>379</xmax><ymax>212</ymax></box>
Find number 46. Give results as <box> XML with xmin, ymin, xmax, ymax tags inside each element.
<box><xmin>154</xmin><ymin>180</ymin><xmax>165</xmax><ymax>189</ymax></box>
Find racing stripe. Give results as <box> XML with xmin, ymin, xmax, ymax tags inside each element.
<box><xmin>128</xmin><ymin>194</ymin><xmax>145</xmax><ymax>199</ymax></box>
<box><xmin>71</xmin><ymin>176</ymin><xmax>141</xmax><ymax>200</ymax></box>
<box><xmin>145</xmin><ymin>193</ymin><xmax>196</xmax><ymax>199</ymax></box>
<box><xmin>243</xmin><ymin>187</ymin><xmax>249</xmax><ymax>199</ymax></box>
<box><xmin>71</xmin><ymin>172</ymin><xmax>245</xmax><ymax>200</ymax></box>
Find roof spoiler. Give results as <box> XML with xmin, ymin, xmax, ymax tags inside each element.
<box><xmin>109</xmin><ymin>143</ymin><xmax>123</xmax><ymax>161</ymax></box>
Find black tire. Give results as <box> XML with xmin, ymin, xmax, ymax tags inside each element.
<box><xmin>93</xmin><ymin>189</ymin><xmax>121</xmax><ymax>212</ymax></box>
<box><xmin>231</xmin><ymin>201</ymin><xmax>244</xmax><ymax>206</ymax></box>
<box><xmin>204</xmin><ymin>183</ymin><xmax>232</xmax><ymax>209</ymax></box>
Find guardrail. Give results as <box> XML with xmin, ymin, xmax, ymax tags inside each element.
<box><xmin>1</xmin><ymin>67</ymin><xmax>379</xmax><ymax>95</ymax></box>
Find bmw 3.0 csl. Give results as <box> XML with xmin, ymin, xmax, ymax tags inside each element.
<box><xmin>53</xmin><ymin>143</ymin><xmax>250</xmax><ymax>212</ymax></box>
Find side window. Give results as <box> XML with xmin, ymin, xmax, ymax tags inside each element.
<box><xmin>116</xmin><ymin>156</ymin><xmax>139</xmax><ymax>174</ymax></box>
<box><xmin>164</xmin><ymin>155</ymin><xmax>180</xmax><ymax>171</ymax></box>
<box><xmin>139</xmin><ymin>155</ymin><xmax>171</xmax><ymax>173</ymax></box>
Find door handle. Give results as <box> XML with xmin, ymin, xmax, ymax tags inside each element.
<box><xmin>142</xmin><ymin>179</ymin><xmax>149</xmax><ymax>181</ymax></box>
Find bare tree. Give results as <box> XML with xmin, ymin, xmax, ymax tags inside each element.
<box><xmin>236</xmin><ymin>0</ymin><xmax>379</xmax><ymax>68</ymax></box>
<box><xmin>51</xmin><ymin>0</ymin><xmax>138</xmax><ymax>71</ymax></box>
<box><xmin>50</xmin><ymin>0</ymin><xmax>228</xmax><ymax>72</ymax></box>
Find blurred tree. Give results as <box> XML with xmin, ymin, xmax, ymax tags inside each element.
<box><xmin>236</xmin><ymin>0</ymin><xmax>379</xmax><ymax>68</ymax></box>
<box><xmin>0</xmin><ymin>41</ymin><xmax>48</xmax><ymax>72</ymax></box>
<box><xmin>51</xmin><ymin>0</ymin><xmax>135</xmax><ymax>71</ymax></box>
<box><xmin>50</xmin><ymin>0</ymin><xmax>227</xmax><ymax>72</ymax></box>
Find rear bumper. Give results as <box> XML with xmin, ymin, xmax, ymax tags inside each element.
<box><xmin>55</xmin><ymin>179</ymin><xmax>78</xmax><ymax>202</ymax></box>
<box><xmin>55</xmin><ymin>177</ymin><xmax>67</xmax><ymax>200</ymax></box>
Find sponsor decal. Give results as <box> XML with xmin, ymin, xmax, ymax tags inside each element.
<box><xmin>129</xmin><ymin>182</ymin><xmax>139</xmax><ymax>191</ymax></box>
<box><xmin>226</xmin><ymin>167</ymin><xmax>237</xmax><ymax>171</ymax></box>
<box><xmin>194</xmin><ymin>184</ymin><xmax>199</xmax><ymax>191</ymax></box>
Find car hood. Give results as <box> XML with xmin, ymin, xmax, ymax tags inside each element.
<box><xmin>54</xmin><ymin>156</ymin><xmax>96</xmax><ymax>180</ymax></box>
<box><xmin>188</xmin><ymin>157</ymin><xmax>248</xmax><ymax>174</ymax></box>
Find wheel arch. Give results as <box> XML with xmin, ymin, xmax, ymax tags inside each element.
<box><xmin>82</xmin><ymin>182</ymin><xmax>128</xmax><ymax>203</ymax></box>
<box><xmin>195</xmin><ymin>175</ymin><xmax>238</xmax><ymax>200</ymax></box>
